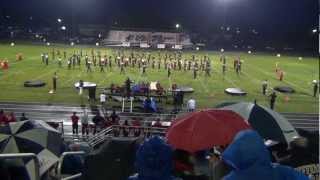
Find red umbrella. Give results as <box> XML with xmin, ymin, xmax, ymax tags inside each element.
<box><xmin>166</xmin><ymin>109</ymin><xmax>251</xmax><ymax>152</ymax></box>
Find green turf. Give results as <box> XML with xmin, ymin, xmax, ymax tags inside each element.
<box><xmin>0</xmin><ymin>43</ymin><xmax>318</xmax><ymax>113</ymax></box>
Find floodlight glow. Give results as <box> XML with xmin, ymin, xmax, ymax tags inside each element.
<box><xmin>10</xmin><ymin>42</ymin><xmax>15</xmax><ymax>46</ymax></box>
<box><xmin>196</xmin><ymin>47</ymin><xmax>200</xmax><ymax>51</ymax></box>
<box><xmin>57</xmin><ymin>18</ymin><xmax>62</xmax><ymax>23</ymax></box>
<box><xmin>96</xmin><ymin>42</ymin><xmax>99</xmax><ymax>46</ymax></box>
<box><xmin>35</xmin><ymin>34</ymin><xmax>39</xmax><ymax>38</ymax></box>
<box><xmin>312</xmin><ymin>29</ymin><xmax>317</xmax><ymax>33</ymax></box>
<box><xmin>226</xmin><ymin>27</ymin><xmax>230</xmax><ymax>31</ymax></box>
<box><xmin>70</xmin><ymin>42</ymin><xmax>74</xmax><ymax>46</ymax></box>
<box><xmin>298</xmin><ymin>57</ymin><xmax>303</xmax><ymax>60</ymax></box>
<box><xmin>220</xmin><ymin>48</ymin><xmax>225</xmax><ymax>52</ymax></box>
<box><xmin>176</xmin><ymin>24</ymin><xmax>180</xmax><ymax>29</ymax></box>
<box><xmin>61</xmin><ymin>26</ymin><xmax>66</xmax><ymax>31</ymax></box>
<box><xmin>277</xmin><ymin>54</ymin><xmax>281</xmax><ymax>57</ymax></box>
<box><xmin>248</xmin><ymin>51</ymin><xmax>252</xmax><ymax>54</ymax></box>
<box><xmin>46</xmin><ymin>42</ymin><xmax>50</xmax><ymax>46</ymax></box>
<box><xmin>98</xmin><ymin>33</ymin><xmax>102</xmax><ymax>38</ymax></box>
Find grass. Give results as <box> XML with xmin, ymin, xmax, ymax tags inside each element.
<box><xmin>0</xmin><ymin>43</ymin><xmax>318</xmax><ymax>113</ymax></box>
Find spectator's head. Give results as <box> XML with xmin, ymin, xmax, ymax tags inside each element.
<box><xmin>21</xmin><ymin>113</ymin><xmax>25</xmax><ymax>117</ymax></box>
<box><xmin>0</xmin><ymin>110</ymin><xmax>3</xmax><ymax>115</ymax></box>
<box><xmin>134</xmin><ymin>136</ymin><xmax>173</xmax><ymax>180</ymax></box>
<box><xmin>73</xmin><ymin>112</ymin><xmax>76</xmax><ymax>115</ymax></box>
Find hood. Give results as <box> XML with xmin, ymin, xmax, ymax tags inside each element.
<box><xmin>135</xmin><ymin>136</ymin><xmax>173</xmax><ymax>180</ymax></box>
<box><xmin>222</xmin><ymin>130</ymin><xmax>271</xmax><ymax>170</ymax></box>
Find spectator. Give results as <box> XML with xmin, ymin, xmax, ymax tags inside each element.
<box><xmin>71</xmin><ymin>112</ymin><xmax>79</xmax><ymax>135</ymax></box>
<box><xmin>153</xmin><ymin>119</ymin><xmax>162</xmax><ymax>128</ymax></box>
<box><xmin>122</xmin><ymin>120</ymin><xmax>130</xmax><ymax>137</ymax></box>
<box><xmin>0</xmin><ymin>110</ymin><xmax>8</xmax><ymax>125</ymax></box>
<box><xmin>19</xmin><ymin>113</ymin><xmax>28</xmax><ymax>121</ymax></box>
<box><xmin>221</xmin><ymin>130</ymin><xmax>308</xmax><ymax>180</ymax></box>
<box><xmin>100</xmin><ymin>93</ymin><xmax>106</xmax><ymax>107</ymax></box>
<box><xmin>92</xmin><ymin>112</ymin><xmax>104</xmax><ymax>134</ymax></box>
<box><xmin>132</xmin><ymin>119</ymin><xmax>142</xmax><ymax>137</ymax></box>
<box><xmin>187</xmin><ymin>97</ymin><xmax>196</xmax><ymax>112</ymax></box>
<box><xmin>6</xmin><ymin>112</ymin><xmax>16</xmax><ymax>123</ymax></box>
<box><xmin>110</xmin><ymin>109</ymin><xmax>119</xmax><ymax>124</ymax></box>
<box><xmin>81</xmin><ymin>110</ymin><xmax>89</xmax><ymax>136</ymax></box>
<box><xmin>128</xmin><ymin>136</ymin><xmax>178</xmax><ymax>180</ymax></box>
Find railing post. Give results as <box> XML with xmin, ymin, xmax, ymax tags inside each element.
<box><xmin>122</xmin><ymin>97</ymin><xmax>125</xmax><ymax>112</ymax></box>
<box><xmin>130</xmin><ymin>97</ymin><xmax>133</xmax><ymax>113</ymax></box>
<box><xmin>57</xmin><ymin>151</ymin><xmax>85</xmax><ymax>180</ymax></box>
<box><xmin>0</xmin><ymin>153</ymin><xmax>40</xmax><ymax>180</ymax></box>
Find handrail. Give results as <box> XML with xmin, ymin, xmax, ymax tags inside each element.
<box><xmin>0</xmin><ymin>153</ymin><xmax>40</xmax><ymax>180</ymax></box>
<box><xmin>62</xmin><ymin>173</ymin><xmax>82</xmax><ymax>180</ymax></box>
<box><xmin>57</xmin><ymin>151</ymin><xmax>85</xmax><ymax>180</ymax></box>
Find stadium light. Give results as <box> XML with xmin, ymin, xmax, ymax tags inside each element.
<box><xmin>70</xmin><ymin>42</ymin><xmax>75</xmax><ymax>46</ymax></box>
<box><xmin>61</xmin><ymin>26</ymin><xmax>66</xmax><ymax>31</ymax></box>
<box><xmin>175</xmin><ymin>24</ymin><xmax>180</xmax><ymax>29</ymax></box>
<box><xmin>46</xmin><ymin>42</ymin><xmax>50</xmax><ymax>46</ymax></box>
<box><xmin>95</xmin><ymin>42</ymin><xmax>99</xmax><ymax>46</ymax></box>
<box><xmin>298</xmin><ymin>57</ymin><xmax>303</xmax><ymax>60</ymax></box>
<box><xmin>57</xmin><ymin>18</ymin><xmax>62</xmax><ymax>23</ymax></box>
<box><xmin>312</xmin><ymin>29</ymin><xmax>317</xmax><ymax>33</ymax></box>
<box><xmin>10</xmin><ymin>42</ymin><xmax>15</xmax><ymax>47</ymax></box>
<box><xmin>276</xmin><ymin>53</ymin><xmax>281</xmax><ymax>57</ymax></box>
<box><xmin>248</xmin><ymin>50</ymin><xmax>252</xmax><ymax>54</ymax></box>
<box><xmin>98</xmin><ymin>33</ymin><xmax>102</xmax><ymax>38</ymax></box>
<box><xmin>196</xmin><ymin>47</ymin><xmax>200</xmax><ymax>51</ymax></box>
<box><xmin>220</xmin><ymin>48</ymin><xmax>225</xmax><ymax>52</ymax></box>
<box><xmin>35</xmin><ymin>34</ymin><xmax>39</xmax><ymax>38</ymax></box>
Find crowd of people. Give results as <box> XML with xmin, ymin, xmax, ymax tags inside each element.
<box><xmin>0</xmin><ymin>110</ymin><xmax>28</xmax><ymax>125</ymax></box>
<box><xmin>40</xmin><ymin>48</ymin><xmax>248</xmax><ymax>80</ymax></box>
<box><xmin>129</xmin><ymin>130</ymin><xmax>311</xmax><ymax>180</ymax></box>
<box><xmin>69</xmin><ymin>110</ymin><xmax>167</xmax><ymax>137</ymax></box>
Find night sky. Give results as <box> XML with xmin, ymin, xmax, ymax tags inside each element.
<box><xmin>0</xmin><ymin>0</ymin><xmax>317</xmax><ymax>32</ymax></box>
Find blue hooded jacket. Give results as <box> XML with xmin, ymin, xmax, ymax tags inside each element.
<box><xmin>222</xmin><ymin>130</ymin><xmax>309</xmax><ymax>180</ymax></box>
<box><xmin>128</xmin><ymin>136</ymin><xmax>176</xmax><ymax>180</ymax></box>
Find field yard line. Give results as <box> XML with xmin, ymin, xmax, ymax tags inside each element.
<box><xmin>198</xmin><ymin>77</ymin><xmax>210</xmax><ymax>93</ymax></box>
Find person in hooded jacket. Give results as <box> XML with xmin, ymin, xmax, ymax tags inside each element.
<box><xmin>221</xmin><ymin>130</ymin><xmax>308</xmax><ymax>180</ymax></box>
<box><xmin>128</xmin><ymin>136</ymin><xmax>181</xmax><ymax>180</ymax></box>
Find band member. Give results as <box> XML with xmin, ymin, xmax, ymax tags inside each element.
<box><xmin>87</xmin><ymin>59</ymin><xmax>92</xmax><ymax>72</ymax></box>
<box><xmin>222</xmin><ymin>64</ymin><xmax>226</xmax><ymax>76</ymax></box>
<box><xmin>63</xmin><ymin>51</ymin><xmax>67</xmax><ymax>59</ymax></box>
<box><xmin>270</xmin><ymin>91</ymin><xmax>277</xmax><ymax>110</ymax></box>
<box><xmin>205</xmin><ymin>61</ymin><xmax>211</xmax><ymax>76</ymax></box>
<box><xmin>193</xmin><ymin>64</ymin><xmax>198</xmax><ymax>79</ymax></box>
<box><xmin>158</xmin><ymin>59</ymin><xmax>161</xmax><ymax>70</ymax></box>
<box><xmin>58</xmin><ymin>57</ymin><xmax>62</xmax><ymax>68</ymax></box>
<box><xmin>45</xmin><ymin>53</ymin><xmax>49</xmax><ymax>65</ymax></box>
<box><xmin>100</xmin><ymin>58</ymin><xmax>105</xmax><ymax>72</ymax></box>
<box><xmin>142</xmin><ymin>63</ymin><xmax>147</xmax><ymax>75</ymax></box>
<box><xmin>120</xmin><ymin>61</ymin><xmax>125</xmax><ymax>74</ymax></box>
<box><xmin>67</xmin><ymin>58</ymin><xmax>72</xmax><ymax>70</ymax></box>
<box><xmin>167</xmin><ymin>63</ymin><xmax>172</xmax><ymax>78</ymax></box>
<box><xmin>262</xmin><ymin>80</ymin><xmax>268</xmax><ymax>95</ymax></box>
<box><xmin>41</xmin><ymin>53</ymin><xmax>45</xmax><ymax>63</ymax></box>
<box><xmin>312</xmin><ymin>80</ymin><xmax>319</xmax><ymax>97</ymax></box>
<box><xmin>52</xmin><ymin>72</ymin><xmax>58</xmax><ymax>92</ymax></box>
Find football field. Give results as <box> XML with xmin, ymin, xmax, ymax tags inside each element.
<box><xmin>0</xmin><ymin>43</ymin><xmax>318</xmax><ymax>113</ymax></box>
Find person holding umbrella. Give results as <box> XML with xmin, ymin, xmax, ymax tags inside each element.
<box><xmin>221</xmin><ymin>130</ymin><xmax>308</xmax><ymax>180</ymax></box>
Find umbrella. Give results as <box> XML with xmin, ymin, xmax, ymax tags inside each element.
<box><xmin>216</xmin><ymin>101</ymin><xmax>299</xmax><ymax>145</ymax></box>
<box><xmin>0</xmin><ymin>120</ymin><xmax>62</xmax><ymax>179</ymax></box>
<box><xmin>166</xmin><ymin>109</ymin><xmax>251</xmax><ymax>152</ymax></box>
